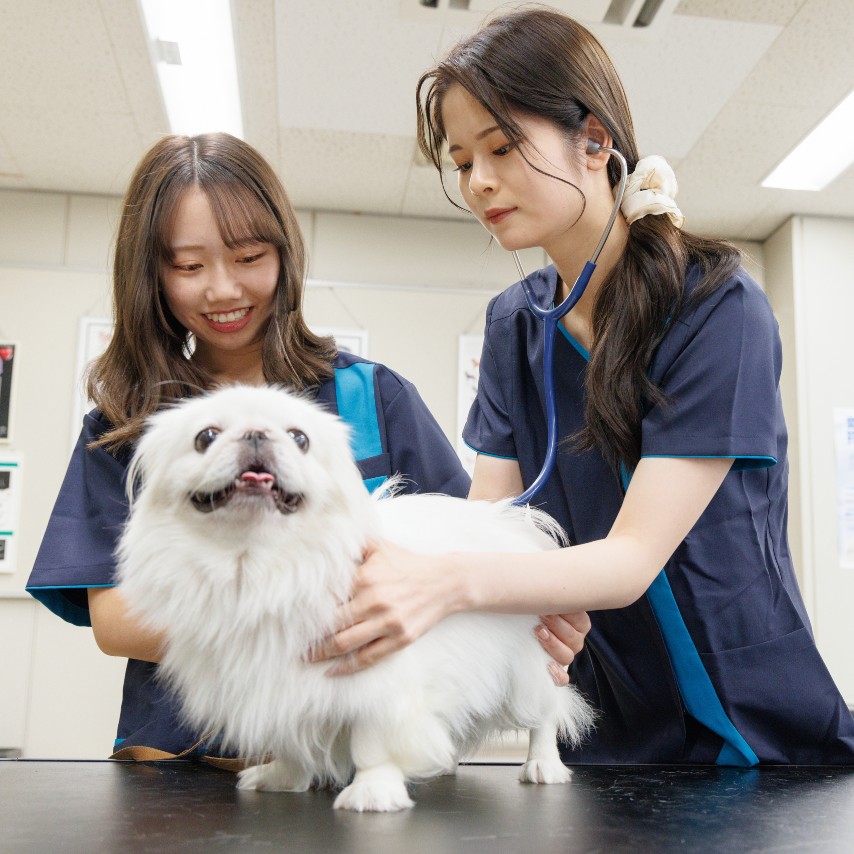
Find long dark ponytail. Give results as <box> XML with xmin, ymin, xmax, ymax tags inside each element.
<box><xmin>417</xmin><ymin>8</ymin><xmax>740</xmax><ymax>473</ymax></box>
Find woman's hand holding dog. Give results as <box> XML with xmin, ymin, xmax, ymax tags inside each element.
<box><xmin>312</xmin><ymin>540</ymin><xmax>590</xmax><ymax>682</ymax></box>
<box><xmin>535</xmin><ymin>611</ymin><xmax>591</xmax><ymax>686</ymax></box>
<box><xmin>313</xmin><ymin>540</ymin><xmax>461</xmax><ymax>675</ymax></box>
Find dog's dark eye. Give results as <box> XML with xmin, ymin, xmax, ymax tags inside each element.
<box><xmin>288</xmin><ymin>429</ymin><xmax>309</xmax><ymax>453</ymax></box>
<box><xmin>194</xmin><ymin>427</ymin><xmax>221</xmax><ymax>453</ymax></box>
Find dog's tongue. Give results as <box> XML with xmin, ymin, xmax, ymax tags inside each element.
<box><xmin>240</xmin><ymin>471</ymin><xmax>275</xmax><ymax>489</ymax></box>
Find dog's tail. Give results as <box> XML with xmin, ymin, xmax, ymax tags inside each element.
<box><xmin>371</xmin><ymin>474</ymin><xmax>408</xmax><ymax>502</ymax></box>
<box><xmin>555</xmin><ymin>684</ymin><xmax>597</xmax><ymax>748</ymax></box>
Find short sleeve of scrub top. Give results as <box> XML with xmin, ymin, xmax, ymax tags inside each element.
<box><xmin>27</xmin><ymin>410</ymin><xmax>130</xmax><ymax>626</ymax></box>
<box><xmin>642</xmin><ymin>273</ymin><xmax>780</xmax><ymax>469</ymax></box>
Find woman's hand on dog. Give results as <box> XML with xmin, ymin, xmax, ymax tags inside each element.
<box><xmin>310</xmin><ymin>540</ymin><xmax>590</xmax><ymax>681</ymax></box>
<box><xmin>311</xmin><ymin>539</ymin><xmax>459</xmax><ymax>675</ymax></box>
<box><xmin>535</xmin><ymin>612</ymin><xmax>591</xmax><ymax>686</ymax></box>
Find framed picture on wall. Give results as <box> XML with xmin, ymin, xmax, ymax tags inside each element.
<box><xmin>313</xmin><ymin>327</ymin><xmax>369</xmax><ymax>358</ymax></box>
<box><xmin>0</xmin><ymin>343</ymin><xmax>18</xmax><ymax>443</ymax></box>
<box><xmin>71</xmin><ymin>318</ymin><xmax>114</xmax><ymax>451</ymax></box>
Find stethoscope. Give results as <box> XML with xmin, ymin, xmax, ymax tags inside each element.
<box><xmin>510</xmin><ymin>141</ymin><xmax>628</xmax><ymax>507</ymax></box>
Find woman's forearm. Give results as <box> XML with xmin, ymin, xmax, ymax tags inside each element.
<box><xmin>88</xmin><ymin>587</ymin><xmax>166</xmax><ymax>663</ymax></box>
<box><xmin>450</xmin><ymin>531</ymin><xmax>661</xmax><ymax>617</ymax></box>
<box><xmin>454</xmin><ymin>455</ymin><xmax>734</xmax><ymax>618</ymax></box>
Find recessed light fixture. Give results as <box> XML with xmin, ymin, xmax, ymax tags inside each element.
<box><xmin>762</xmin><ymin>88</ymin><xmax>854</xmax><ymax>191</ymax></box>
<box><xmin>139</xmin><ymin>0</ymin><xmax>243</xmax><ymax>138</ymax></box>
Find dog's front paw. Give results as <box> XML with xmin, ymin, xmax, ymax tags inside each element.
<box><xmin>237</xmin><ymin>759</ymin><xmax>312</xmax><ymax>792</ymax></box>
<box><xmin>333</xmin><ymin>765</ymin><xmax>414</xmax><ymax>812</ymax></box>
<box><xmin>518</xmin><ymin>759</ymin><xmax>572</xmax><ymax>785</ymax></box>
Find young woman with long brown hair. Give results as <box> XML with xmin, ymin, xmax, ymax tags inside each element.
<box><xmin>315</xmin><ymin>8</ymin><xmax>854</xmax><ymax>765</ymax></box>
<box><xmin>26</xmin><ymin>132</ymin><xmax>474</xmax><ymax>761</ymax></box>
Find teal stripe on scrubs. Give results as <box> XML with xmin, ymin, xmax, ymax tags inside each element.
<box><xmin>334</xmin><ymin>362</ymin><xmax>386</xmax><ymax>492</ymax></box>
<box><xmin>621</xmin><ymin>467</ymin><xmax>759</xmax><ymax>767</ymax></box>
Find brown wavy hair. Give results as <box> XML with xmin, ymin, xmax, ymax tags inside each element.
<box><xmin>416</xmin><ymin>7</ymin><xmax>740</xmax><ymax>473</ymax></box>
<box><xmin>88</xmin><ymin>133</ymin><xmax>335</xmax><ymax>449</ymax></box>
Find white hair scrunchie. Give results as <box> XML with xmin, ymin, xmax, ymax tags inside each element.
<box><xmin>620</xmin><ymin>155</ymin><xmax>684</xmax><ymax>228</ymax></box>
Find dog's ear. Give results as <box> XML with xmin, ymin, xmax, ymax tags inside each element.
<box><xmin>125</xmin><ymin>414</ymin><xmax>162</xmax><ymax>506</ymax></box>
<box><xmin>125</xmin><ymin>402</ymin><xmax>192</xmax><ymax>506</ymax></box>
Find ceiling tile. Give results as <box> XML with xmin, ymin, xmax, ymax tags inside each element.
<box><xmin>0</xmin><ymin>0</ymin><xmax>128</xmax><ymax>111</ymax></box>
<box><xmin>729</xmin><ymin>0</ymin><xmax>854</xmax><ymax>108</ymax></box>
<box><xmin>2</xmin><ymin>102</ymin><xmax>142</xmax><ymax>195</ymax></box>
<box><xmin>675</xmin><ymin>0</ymin><xmax>805</xmax><ymax>26</ymax></box>
<box><xmin>97</xmin><ymin>0</ymin><xmax>168</xmax><ymax>140</ymax></box>
<box><xmin>606</xmin><ymin>15</ymin><xmax>782</xmax><ymax>159</ymax></box>
<box><xmin>278</xmin><ymin>127</ymin><xmax>414</xmax><ymax>214</ymax></box>
<box><xmin>276</xmin><ymin>0</ymin><xmax>443</xmax><ymax>136</ymax></box>
<box><xmin>234</xmin><ymin>0</ymin><xmax>279</xmax><ymax>163</ymax></box>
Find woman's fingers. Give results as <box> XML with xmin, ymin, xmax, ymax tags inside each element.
<box><xmin>324</xmin><ymin>636</ymin><xmax>401</xmax><ymax>676</ymax></box>
<box><xmin>536</xmin><ymin>611</ymin><xmax>591</xmax><ymax>685</ymax></box>
<box><xmin>538</xmin><ymin>612</ymin><xmax>590</xmax><ymax>662</ymax></box>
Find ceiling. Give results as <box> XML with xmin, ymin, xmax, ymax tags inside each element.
<box><xmin>0</xmin><ymin>0</ymin><xmax>852</xmax><ymax>241</ymax></box>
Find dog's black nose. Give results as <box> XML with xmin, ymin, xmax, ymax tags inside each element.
<box><xmin>242</xmin><ymin>430</ymin><xmax>268</xmax><ymax>448</ymax></box>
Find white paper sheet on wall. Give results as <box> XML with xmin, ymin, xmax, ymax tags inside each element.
<box><xmin>833</xmin><ymin>408</ymin><xmax>854</xmax><ymax>569</ymax></box>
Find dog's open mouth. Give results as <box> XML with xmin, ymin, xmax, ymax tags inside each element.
<box><xmin>190</xmin><ymin>468</ymin><xmax>303</xmax><ymax>515</ymax></box>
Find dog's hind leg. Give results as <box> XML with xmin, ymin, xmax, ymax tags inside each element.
<box><xmin>518</xmin><ymin>722</ymin><xmax>572</xmax><ymax>784</ymax></box>
<box><xmin>237</xmin><ymin>757</ymin><xmax>314</xmax><ymax>792</ymax></box>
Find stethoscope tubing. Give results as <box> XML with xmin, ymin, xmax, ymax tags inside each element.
<box><xmin>510</xmin><ymin>146</ymin><xmax>628</xmax><ymax>507</ymax></box>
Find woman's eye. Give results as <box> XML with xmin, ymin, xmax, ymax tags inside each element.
<box><xmin>174</xmin><ymin>262</ymin><xmax>202</xmax><ymax>272</ymax></box>
<box><xmin>238</xmin><ymin>252</ymin><xmax>264</xmax><ymax>264</ymax></box>
<box><xmin>494</xmin><ymin>143</ymin><xmax>512</xmax><ymax>156</ymax></box>
<box><xmin>288</xmin><ymin>429</ymin><xmax>309</xmax><ymax>453</ymax></box>
<box><xmin>194</xmin><ymin>427</ymin><xmax>221</xmax><ymax>453</ymax></box>
<box><xmin>453</xmin><ymin>161</ymin><xmax>472</xmax><ymax>174</ymax></box>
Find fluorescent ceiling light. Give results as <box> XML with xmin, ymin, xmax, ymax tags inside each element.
<box><xmin>762</xmin><ymin>88</ymin><xmax>854</xmax><ymax>191</ymax></box>
<box><xmin>139</xmin><ymin>0</ymin><xmax>243</xmax><ymax>138</ymax></box>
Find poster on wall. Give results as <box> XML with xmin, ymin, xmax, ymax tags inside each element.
<box><xmin>0</xmin><ymin>343</ymin><xmax>17</xmax><ymax>443</ymax></box>
<box><xmin>833</xmin><ymin>407</ymin><xmax>854</xmax><ymax>569</ymax></box>
<box><xmin>0</xmin><ymin>453</ymin><xmax>22</xmax><ymax>575</ymax></box>
<box><xmin>313</xmin><ymin>327</ymin><xmax>368</xmax><ymax>358</ymax></box>
<box><xmin>71</xmin><ymin>318</ymin><xmax>114</xmax><ymax>451</ymax></box>
<box><xmin>457</xmin><ymin>335</ymin><xmax>484</xmax><ymax>476</ymax></box>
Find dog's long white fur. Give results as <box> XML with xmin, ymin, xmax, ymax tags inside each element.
<box><xmin>117</xmin><ymin>385</ymin><xmax>594</xmax><ymax>811</ymax></box>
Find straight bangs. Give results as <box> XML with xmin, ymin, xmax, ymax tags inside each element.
<box><xmin>150</xmin><ymin>173</ymin><xmax>284</xmax><ymax>266</ymax></box>
<box><xmin>200</xmin><ymin>176</ymin><xmax>285</xmax><ymax>252</ymax></box>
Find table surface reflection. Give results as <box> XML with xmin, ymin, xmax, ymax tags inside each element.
<box><xmin>2</xmin><ymin>760</ymin><xmax>854</xmax><ymax>853</ymax></box>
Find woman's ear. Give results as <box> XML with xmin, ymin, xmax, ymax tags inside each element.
<box><xmin>583</xmin><ymin>115</ymin><xmax>614</xmax><ymax>171</ymax></box>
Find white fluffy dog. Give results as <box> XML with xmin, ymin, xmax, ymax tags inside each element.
<box><xmin>117</xmin><ymin>385</ymin><xmax>594</xmax><ymax>811</ymax></box>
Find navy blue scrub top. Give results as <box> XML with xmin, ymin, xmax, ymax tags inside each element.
<box><xmin>464</xmin><ymin>264</ymin><xmax>854</xmax><ymax>766</ymax></box>
<box><xmin>27</xmin><ymin>352</ymin><xmax>471</xmax><ymax>760</ymax></box>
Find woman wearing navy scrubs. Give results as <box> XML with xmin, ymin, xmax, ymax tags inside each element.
<box><xmin>25</xmin><ymin>133</ymin><xmax>485</xmax><ymax>760</ymax></box>
<box><xmin>316</xmin><ymin>8</ymin><xmax>854</xmax><ymax>764</ymax></box>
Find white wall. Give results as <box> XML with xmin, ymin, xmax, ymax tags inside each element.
<box><xmin>764</xmin><ymin>216</ymin><xmax>854</xmax><ymax>700</ymax></box>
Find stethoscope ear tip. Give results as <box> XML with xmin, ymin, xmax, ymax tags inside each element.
<box><xmin>586</xmin><ymin>139</ymin><xmax>601</xmax><ymax>155</ymax></box>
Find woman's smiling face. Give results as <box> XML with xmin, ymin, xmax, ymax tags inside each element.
<box><xmin>159</xmin><ymin>186</ymin><xmax>280</xmax><ymax>370</ymax></box>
